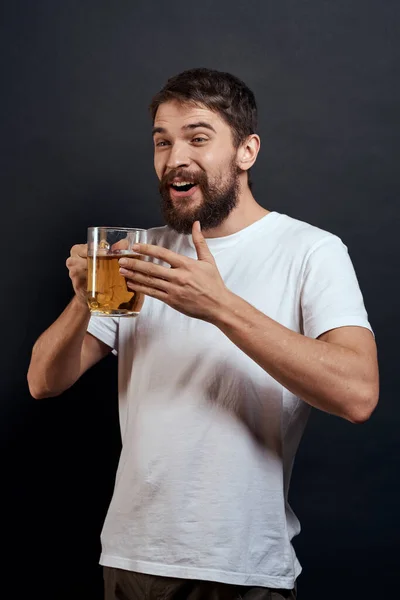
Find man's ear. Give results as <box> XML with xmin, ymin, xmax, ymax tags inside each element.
<box><xmin>237</xmin><ymin>134</ymin><xmax>261</xmax><ymax>172</ymax></box>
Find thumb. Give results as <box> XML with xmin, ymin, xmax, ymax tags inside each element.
<box><xmin>192</xmin><ymin>221</ymin><xmax>214</xmax><ymax>262</ymax></box>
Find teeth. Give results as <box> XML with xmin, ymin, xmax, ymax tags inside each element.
<box><xmin>173</xmin><ymin>181</ymin><xmax>194</xmax><ymax>187</ymax></box>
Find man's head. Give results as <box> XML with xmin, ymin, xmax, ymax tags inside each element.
<box><xmin>150</xmin><ymin>68</ymin><xmax>260</xmax><ymax>234</ymax></box>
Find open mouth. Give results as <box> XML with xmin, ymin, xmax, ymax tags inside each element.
<box><xmin>171</xmin><ymin>182</ymin><xmax>196</xmax><ymax>192</ymax></box>
<box><xmin>169</xmin><ymin>180</ymin><xmax>199</xmax><ymax>199</ymax></box>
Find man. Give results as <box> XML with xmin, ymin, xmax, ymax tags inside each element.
<box><xmin>27</xmin><ymin>68</ymin><xmax>379</xmax><ymax>600</ymax></box>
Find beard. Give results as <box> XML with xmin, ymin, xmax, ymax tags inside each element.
<box><xmin>158</xmin><ymin>160</ymin><xmax>241</xmax><ymax>235</ymax></box>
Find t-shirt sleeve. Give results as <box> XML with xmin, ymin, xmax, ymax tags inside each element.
<box><xmin>300</xmin><ymin>235</ymin><xmax>373</xmax><ymax>339</ymax></box>
<box><xmin>87</xmin><ymin>316</ymin><xmax>119</xmax><ymax>355</ymax></box>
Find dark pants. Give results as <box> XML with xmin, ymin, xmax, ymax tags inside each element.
<box><xmin>103</xmin><ymin>567</ymin><xmax>297</xmax><ymax>600</ymax></box>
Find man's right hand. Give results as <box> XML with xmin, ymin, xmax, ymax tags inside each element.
<box><xmin>66</xmin><ymin>244</ymin><xmax>88</xmax><ymax>305</ymax></box>
<box><xmin>28</xmin><ymin>243</ymin><xmax>112</xmax><ymax>399</ymax></box>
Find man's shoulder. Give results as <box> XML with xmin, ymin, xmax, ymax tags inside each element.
<box><xmin>274</xmin><ymin>212</ymin><xmax>343</xmax><ymax>255</ymax></box>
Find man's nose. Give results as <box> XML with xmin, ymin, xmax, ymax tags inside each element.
<box><xmin>166</xmin><ymin>142</ymin><xmax>191</xmax><ymax>170</ymax></box>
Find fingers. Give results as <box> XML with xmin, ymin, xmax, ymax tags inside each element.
<box><xmin>66</xmin><ymin>243</ymin><xmax>89</xmax><ymax>300</ymax></box>
<box><xmin>66</xmin><ymin>245</ymin><xmax>87</xmax><ymax>280</ymax></box>
<box><xmin>66</xmin><ymin>254</ymin><xmax>86</xmax><ymax>271</ymax></box>
<box><xmin>70</xmin><ymin>243</ymin><xmax>88</xmax><ymax>258</ymax></box>
<box><xmin>126</xmin><ymin>281</ymin><xmax>168</xmax><ymax>302</ymax></box>
<box><xmin>132</xmin><ymin>243</ymin><xmax>187</xmax><ymax>268</ymax></box>
<box><xmin>125</xmin><ymin>270</ymin><xmax>171</xmax><ymax>292</ymax></box>
<box><xmin>119</xmin><ymin>260</ymin><xmax>173</xmax><ymax>291</ymax></box>
<box><xmin>111</xmin><ymin>239</ymin><xmax>130</xmax><ymax>252</ymax></box>
<box><xmin>67</xmin><ymin>243</ymin><xmax>87</xmax><ymax>273</ymax></box>
<box><xmin>118</xmin><ymin>257</ymin><xmax>175</xmax><ymax>281</ymax></box>
<box><xmin>68</xmin><ymin>269</ymin><xmax>87</xmax><ymax>284</ymax></box>
<box><xmin>191</xmin><ymin>221</ymin><xmax>214</xmax><ymax>263</ymax></box>
<box><xmin>67</xmin><ymin>262</ymin><xmax>87</xmax><ymax>283</ymax></box>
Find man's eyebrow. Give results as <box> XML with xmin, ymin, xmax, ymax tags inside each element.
<box><xmin>152</xmin><ymin>126</ymin><xmax>166</xmax><ymax>136</ymax></box>
<box><xmin>152</xmin><ymin>122</ymin><xmax>217</xmax><ymax>137</ymax></box>
<box><xmin>183</xmin><ymin>121</ymin><xmax>216</xmax><ymax>133</ymax></box>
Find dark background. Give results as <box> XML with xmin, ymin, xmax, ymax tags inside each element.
<box><xmin>1</xmin><ymin>1</ymin><xmax>398</xmax><ymax>598</ymax></box>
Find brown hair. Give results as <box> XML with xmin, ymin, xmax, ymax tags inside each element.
<box><xmin>149</xmin><ymin>68</ymin><xmax>258</xmax><ymax>148</ymax></box>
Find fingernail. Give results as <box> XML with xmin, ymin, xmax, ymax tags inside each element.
<box><xmin>119</xmin><ymin>258</ymin><xmax>128</xmax><ymax>266</ymax></box>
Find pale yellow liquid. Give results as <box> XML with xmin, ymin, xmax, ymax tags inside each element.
<box><xmin>87</xmin><ymin>254</ymin><xmax>144</xmax><ymax>316</ymax></box>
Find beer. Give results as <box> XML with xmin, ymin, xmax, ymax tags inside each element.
<box><xmin>87</xmin><ymin>253</ymin><xmax>145</xmax><ymax>316</ymax></box>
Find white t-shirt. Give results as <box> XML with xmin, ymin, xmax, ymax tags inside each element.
<box><xmin>87</xmin><ymin>211</ymin><xmax>372</xmax><ymax>589</ymax></box>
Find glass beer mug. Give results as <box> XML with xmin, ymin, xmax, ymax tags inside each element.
<box><xmin>87</xmin><ymin>227</ymin><xmax>147</xmax><ymax>317</ymax></box>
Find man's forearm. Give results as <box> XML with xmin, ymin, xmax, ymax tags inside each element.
<box><xmin>27</xmin><ymin>296</ymin><xmax>90</xmax><ymax>398</ymax></box>
<box><xmin>212</xmin><ymin>291</ymin><xmax>376</xmax><ymax>423</ymax></box>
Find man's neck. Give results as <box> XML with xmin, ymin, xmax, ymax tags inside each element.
<box><xmin>202</xmin><ymin>188</ymin><xmax>270</xmax><ymax>239</ymax></box>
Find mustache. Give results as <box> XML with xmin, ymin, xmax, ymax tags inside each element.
<box><xmin>160</xmin><ymin>169</ymin><xmax>207</xmax><ymax>189</ymax></box>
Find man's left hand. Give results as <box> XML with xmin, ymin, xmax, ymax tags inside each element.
<box><xmin>118</xmin><ymin>221</ymin><xmax>231</xmax><ymax>322</ymax></box>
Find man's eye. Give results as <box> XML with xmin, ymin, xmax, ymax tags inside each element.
<box><xmin>192</xmin><ymin>137</ymin><xmax>207</xmax><ymax>143</ymax></box>
<box><xmin>156</xmin><ymin>140</ymin><xmax>169</xmax><ymax>147</ymax></box>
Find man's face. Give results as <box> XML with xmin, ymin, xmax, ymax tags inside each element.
<box><xmin>153</xmin><ymin>100</ymin><xmax>242</xmax><ymax>234</ymax></box>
